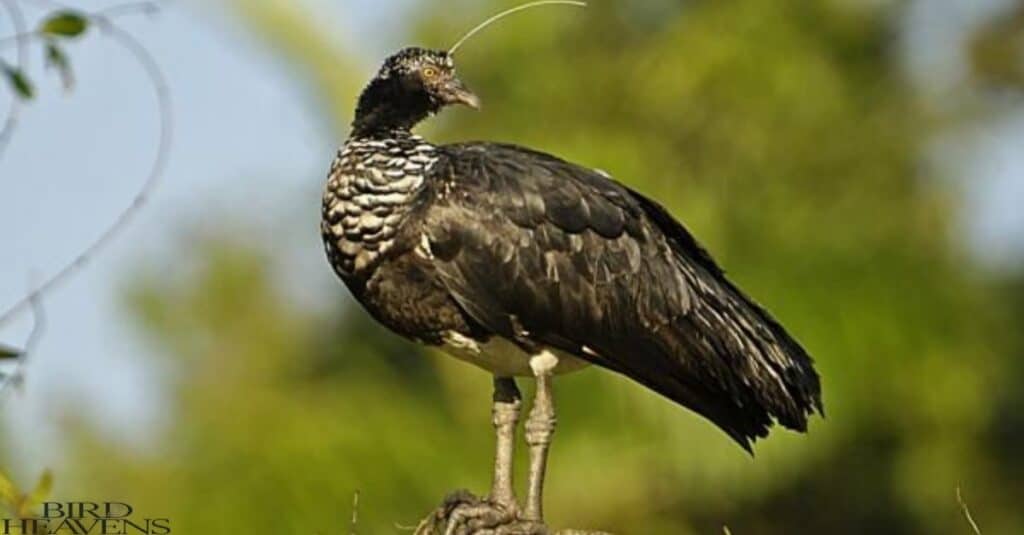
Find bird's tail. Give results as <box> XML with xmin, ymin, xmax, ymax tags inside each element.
<box><xmin>628</xmin><ymin>190</ymin><xmax>824</xmax><ymax>450</ymax></box>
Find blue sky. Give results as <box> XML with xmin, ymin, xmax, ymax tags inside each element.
<box><xmin>0</xmin><ymin>0</ymin><xmax>1022</xmax><ymax>475</ymax></box>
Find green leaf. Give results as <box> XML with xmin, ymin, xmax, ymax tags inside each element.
<box><xmin>2</xmin><ymin>64</ymin><xmax>34</xmax><ymax>100</ymax></box>
<box><xmin>40</xmin><ymin>11</ymin><xmax>89</xmax><ymax>38</ymax></box>
<box><xmin>26</xmin><ymin>470</ymin><xmax>53</xmax><ymax>508</ymax></box>
<box><xmin>0</xmin><ymin>345</ymin><xmax>22</xmax><ymax>360</ymax></box>
<box><xmin>45</xmin><ymin>41</ymin><xmax>74</xmax><ymax>90</ymax></box>
<box><xmin>0</xmin><ymin>470</ymin><xmax>17</xmax><ymax>506</ymax></box>
<box><xmin>45</xmin><ymin>42</ymin><xmax>69</xmax><ymax>70</ymax></box>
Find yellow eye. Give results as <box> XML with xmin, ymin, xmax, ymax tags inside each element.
<box><xmin>422</xmin><ymin>67</ymin><xmax>439</xmax><ymax>79</ymax></box>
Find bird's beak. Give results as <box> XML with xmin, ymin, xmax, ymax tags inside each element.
<box><xmin>443</xmin><ymin>78</ymin><xmax>481</xmax><ymax>110</ymax></box>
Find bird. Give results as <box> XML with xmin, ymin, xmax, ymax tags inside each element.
<box><xmin>321</xmin><ymin>40</ymin><xmax>822</xmax><ymax>533</ymax></box>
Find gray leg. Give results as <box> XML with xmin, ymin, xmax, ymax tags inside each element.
<box><xmin>421</xmin><ymin>368</ymin><xmax>558</xmax><ymax>535</ymax></box>
<box><xmin>491</xmin><ymin>376</ymin><xmax>521</xmax><ymax>508</ymax></box>
<box><xmin>433</xmin><ymin>379</ymin><xmax>525</xmax><ymax>535</ymax></box>
<box><xmin>524</xmin><ymin>353</ymin><xmax>558</xmax><ymax>522</ymax></box>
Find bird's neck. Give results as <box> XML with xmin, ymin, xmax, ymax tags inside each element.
<box><xmin>347</xmin><ymin>126</ymin><xmax>418</xmax><ymax>144</ymax></box>
<box><xmin>339</xmin><ymin>130</ymin><xmax>438</xmax><ymax>177</ymax></box>
<box><xmin>351</xmin><ymin>78</ymin><xmax>433</xmax><ymax>136</ymax></box>
<box><xmin>351</xmin><ymin>113</ymin><xmax>424</xmax><ymax>138</ymax></box>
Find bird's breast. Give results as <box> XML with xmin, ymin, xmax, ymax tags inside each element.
<box><xmin>321</xmin><ymin>134</ymin><xmax>439</xmax><ymax>278</ymax></box>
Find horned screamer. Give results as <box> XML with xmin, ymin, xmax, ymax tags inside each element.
<box><xmin>320</xmin><ymin>2</ymin><xmax>822</xmax><ymax>532</ymax></box>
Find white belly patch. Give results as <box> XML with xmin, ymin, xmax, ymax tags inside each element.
<box><xmin>439</xmin><ymin>331</ymin><xmax>590</xmax><ymax>377</ymax></box>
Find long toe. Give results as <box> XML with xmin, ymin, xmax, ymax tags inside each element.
<box><xmin>444</xmin><ymin>499</ymin><xmax>518</xmax><ymax>535</ymax></box>
<box><xmin>485</xmin><ymin>520</ymin><xmax>549</xmax><ymax>535</ymax></box>
<box><xmin>414</xmin><ymin>490</ymin><xmax>522</xmax><ymax>535</ymax></box>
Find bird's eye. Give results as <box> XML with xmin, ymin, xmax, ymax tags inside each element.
<box><xmin>422</xmin><ymin>67</ymin><xmax>439</xmax><ymax>79</ymax></box>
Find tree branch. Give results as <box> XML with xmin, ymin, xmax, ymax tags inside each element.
<box><xmin>0</xmin><ymin>2</ymin><xmax>172</xmax><ymax>399</ymax></box>
<box><xmin>0</xmin><ymin>5</ymin><xmax>172</xmax><ymax>328</ymax></box>
<box><xmin>957</xmin><ymin>486</ymin><xmax>983</xmax><ymax>535</ymax></box>
<box><xmin>0</xmin><ymin>293</ymin><xmax>45</xmax><ymax>400</ymax></box>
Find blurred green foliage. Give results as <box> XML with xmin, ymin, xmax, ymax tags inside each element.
<box><xmin>970</xmin><ymin>2</ymin><xmax>1024</xmax><ymax>91</ymax></box>
<box><xmin>0</xmin><ymin>469</ymin><xmax>52</xmax><ymax>520</ymax></box>
<box><xmin>42</xmin><ymin>0</ymin><xmax>1024</xmax><ymax>533</ymax></box>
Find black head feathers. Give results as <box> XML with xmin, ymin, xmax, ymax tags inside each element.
<box><xmin>352</xmin><ymin>47</ymin><xmax>479</xmax><ymax>135</ymax></box>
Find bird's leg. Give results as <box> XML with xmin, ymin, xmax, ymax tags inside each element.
<box><xmin>524</xmin><ymin>352</ymin><xmax>558</xmax><ymax>523</ymax></box>
<box><xmin>428</xmin><ymin>378</ymin><xmax>525</xmax><ymax>535</ymax></box>
<box><xmin>491</xmin><ymin>376</ymin><xmax>522</xmax><ymax>509</ymax></box>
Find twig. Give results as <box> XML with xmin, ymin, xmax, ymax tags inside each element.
<box><xmin>0</xmin><ymin>3</ymin><xmax>171</xmax><ymax>399</ymax></box>
<box><xmin>0</xmin><ymin>5</ymin><xmax>173</xmax><ymax>330</ymax></box>
<box><xmin>0</xmin><ymin>293</ymin><xmax>45</xmax><ymax>401</ymax></box>
<box><xmin>95</xmin><ymin>1</ymin><xmax>162</xmax><ymax>19</ymax></box>
<box><xmin>0</xmin><ymin>0</ymin><xmax>28</xmax><ymax>160</ymax></box>
<box><xmin>956</xmin><ymin>486</ymin><xmax>982</xmax><ymax>535</ymax></box>
<box><xmin>350</xmin><ymin>490</ymin><xmax>359</xmax><ymax>535</ymax></box>
<box><xmin>0</xmin><ymin>2</ymin><xmax>163</xmax><ymax>49</ymax></box>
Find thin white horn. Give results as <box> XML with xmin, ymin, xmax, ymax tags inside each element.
<box><xmin>449</xmin><ymin>0</ymin><xmax>587</xmax><ymax>55</ymax></box>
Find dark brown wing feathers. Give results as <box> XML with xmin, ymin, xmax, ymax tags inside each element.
<box><xmin>422</xmin><ymin>142</ymin><xmax>823</xmax><ymax>450</ymax></box>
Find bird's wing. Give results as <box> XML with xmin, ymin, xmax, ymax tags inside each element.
<box><xmin>422</xmin><ymin>142</ymin><xmax>822</xmax><ymax>449</ymax></box>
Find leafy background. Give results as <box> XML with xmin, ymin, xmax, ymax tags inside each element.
<box><xmin>3</xmin><ymin>0</ymin><xmax>1024</xmax><ymax>533</ymax></box>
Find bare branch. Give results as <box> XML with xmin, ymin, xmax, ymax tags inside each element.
<box><xmin>0</xmin><ymin>293</ymin><xmax>45</xmax><ymax>401</ymax></box>
<box><xmin>0</xmin><ymin>2</ymin><xmax>172</xmax><ymax>399</ymax></box>
<box><xmin>350</xmin><ymin>491</ymin><xmax>359</xmax><ymax>535</ymax></box>
<box><xmin>96</xmin><ymin>1</ymin><xmax>162</xmax><ymax>19</ymax></box>
<box><xmin>0</xmin><ymin>1</ymin><xmax>163</xmax><ymax>50</ymax></box>
<box><xmin>0</xmin><ymin>1</ymin><xmax>166</xmax><ymax>157</ymax></box>
<box><xmin>0</xmin><ymin>6</ymin><xmax>173</xmax><ymax>346</ymax></box>
<box><xmin>957</xmin><ymin>486</ymin><xmax>983</xmax><ymax>535</ymax></box>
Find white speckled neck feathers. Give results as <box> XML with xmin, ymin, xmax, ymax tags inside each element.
<box><xmin>321</xmin><ymin>130</ymin><xmax>440</xmax><ymax>277</ymax></box>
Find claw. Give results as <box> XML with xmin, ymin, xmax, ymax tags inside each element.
<box><xmin>417</xmin><ymin>490</ymin><xmax>545</xmax><ymax>535</ymax></box>
<box><xmin>443</xmin><ymin>498</ymin><xmax>516</xmax><ymax>535</ymax></box>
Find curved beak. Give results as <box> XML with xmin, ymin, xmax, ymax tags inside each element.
<box><xmin>443</xmin><ymin>78</ymin><xmax>481</xmax><ymax>110</ymax></box>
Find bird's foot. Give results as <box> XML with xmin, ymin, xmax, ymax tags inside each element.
<box><xmin>413</xmin><ymin>489</ymin><xmax>548</xmax><ymax>535</ymax></box>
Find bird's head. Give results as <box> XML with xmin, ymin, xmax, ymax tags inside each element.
<box><xmin>352</xmin><ymin>47</ymin><xmax>479</xmax><ymax>135</ymax></box>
